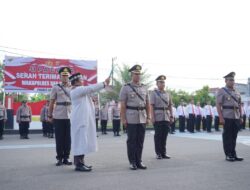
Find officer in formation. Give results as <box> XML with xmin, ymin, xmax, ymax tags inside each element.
<box><xmin>170</xmin><ymin>104</ymin><xmax>177</xmax><ymax>134</ymax></box>
<box><xmin>204</xmin><ymin>101</ymin><xmax>213</xmax><ymax>132</ymax></box>
<box><xmin>150</xmin><ymin>75</ymin><xmax>173</xmax><ymax>159</ymax></box>
<box><xmin>246</xmin><ymin>102</ymin><xmax>250</xmax><ymax>130</ymax></box>
<box><xmin>16</xmin><ymin>100</ymin><xmax>32</xmax><ymax>139</ymax></box>
<box><xmin>40</xmin><ymin>100</ymin><xmax>54</xmax><ymax>138</ymax></box>
<box><xmin>0</xmin><ymin>100</ymin><xmax>7</xmax><ymax>140</ymax></box>
<box><xmin>48</xmin><ymin>67</ymin><xmax>72</xmax><ymax>166</ymax></box>
<box><xmin>186</xmin><ymin>99</ymin><xmax>196</xmax><ymax>133</ymax></box>
<box><xmin>119</xmin><ymin>65</ymin><xmax>150</xmax><ymax>170</ymax></box>
<box><xmin>177</xmin><ymin>100</ymin><xmax>186</xmax><ymax>132</ymax></box>
<box><xmin>213</xmin><ymin>105</ymin><xmax>220</xmax><ymax>131</ymax></box>
<box><xmin>95</xmin><ymin>101</ymin><xmax>100</xmax><ymax>134</ymax></box>
<box><xmin>112</xmin><ymin>101</ymin><xmax>121</xmax><ymax>136</ymax></box>
<box><xmin>216</xmin><ymin>72</ymin><xmax>243</xmax><ymax>162</ymax></box>
<box><xmin>195</xmin><ymin>101</ymin><xmax>202</xmax><ymax>132</ymax></box>
<box><xmin>241</xmin><ymin>103</ymin><xmax>246</xmax><ymax>130</ymax></box>
<box><xmin>100</xmin><ymin>105</ymin><xmax>109</xmax><ymax>135</ymax></box>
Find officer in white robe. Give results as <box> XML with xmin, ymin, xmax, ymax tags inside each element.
<box><xmin>70</xmin><ymin>73</ymin><xmax>110</xmax><ymax>172</ymax></box>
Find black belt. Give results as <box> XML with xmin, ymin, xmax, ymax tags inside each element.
<box><xmin>56</xmin><ymin>102</ymin><xmax>71</xmax><ymax>106</ymax></box>
<box><xmin>154</xmin><ymin>107</ymin><xmax>167</xmax><ymax>110</ymax></box>
<box><xmin>113</xmin><ymin>116</ymin><xmax>120</xmax><ymax>118</ymax></box>
<box><xmin>20</xmin><ymin>116</ymin><xmax>30</xmax><ymax>118</ymax></box>
<box><xmin>126</xmin><ymin>106</ymin><xmax>146</xmax><ymax>110</ymax></box>
<box><xmin>222</xmin><ymin>106</ymin><xmax>239</xmax><ymax>110</ymax></box>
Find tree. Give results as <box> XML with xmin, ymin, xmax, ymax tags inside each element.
<box><xmin>30</xmin><ymin>94</ymin><xmax>49</xmax><ymax>102</ymax></box>
<box><xmin>194</xmin><ymin>86</ymin><xmax>215</xmax><ymax>106</ymax></box>
<box><xmin>99</xmin><ymin>63</ymin><xmax>153</xmax><ymax>106</ymax></box>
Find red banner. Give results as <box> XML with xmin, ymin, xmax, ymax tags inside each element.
<box><xmin>13</xmin><ymin>100</ymin><xmax>47</xmax><ymax>115</ymax></box>
<box><xmin>4</xmin><ymin>56</ymin><xmax>97</xmax><ymax>93</ymax></box>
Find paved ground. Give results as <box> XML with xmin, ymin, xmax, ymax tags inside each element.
<box><xmin>0</xmin><ymin>129</ymin><xmax>250</xmax><ymax>190</ymax></box>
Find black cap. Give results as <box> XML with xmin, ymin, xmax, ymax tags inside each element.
<box><xmin>58</xmin><ymin>67</ymin><xmax>72</xmax><ymax>76</ymax></box>
<box><xmin>128</xmin><ymin>65</ymin><xmax>142</xmax><ymax>74</ymax></box>
<box><xmin>69</xmin><ymin>72</ymin><xmax>83</xmax><ymax>82</ymax></box>
<box><xmin>223</xmin><ymin>72</ymin><xmax>235</xmax><ymax>79</ymax></box>
<box><xmin>155</xmin><ymin>75</ymin><xmax>166</xmax><ymax>81</ymax></box>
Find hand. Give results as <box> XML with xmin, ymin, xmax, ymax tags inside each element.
<box><xmin>219</xmin><ymin>117</ymin><xmax>225</xmax><ymax>125</ymax></box>
<box><xmin>122</xmin><ymin>119</ymin><xmax>127</xmax><ymax>127</ymax></box>
<box><xmin>48</xmin><ymin>117</ymin><xmax>53</xmax><ymax>123</ymax></box>
<box><xmin>105</xmin><ymin>77</ymin><xmax>111</xmax><ymax>86</ymax></box>
<box><xmin>146</xmin><ymin>118</ymin><xmax>151</xmax><ymax>125</ymax></box>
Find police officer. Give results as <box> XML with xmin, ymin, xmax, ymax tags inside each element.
<box><xmin>0</xmin><ymin>101</ymin><xmax>7</xmax><ymax>140</ymax></box>
<box><xmin>186</xmin><ymin>99</ymin><xmax>196</xmax><ymax>133</ymax></box>
<box><xmin>241</xmin><ymin>103</ymin><xmax>246</xmax><ymax>130</ymax></box>
<box><xmin>48</xmin><ymin>67</ymin><xmax>72</xmax><ymax>166</ymax></box>
<box><xmin>216</xmin><ymin>72</ymin><xmax>243</xmax><ymax>161</ymax></box>
<box><xmin>119</xmin><ymin>65</ymin><xmax>150</xmax><ymax>170</ymax></box>
<box><xmin>16</xmin><ymin>100</ymin><xmax>32</xmax><ymax>139</ymax></box>
<box><xmin>95</xmin><ymin>102</ymin><xmax>100</xmax><ymax>133</ymax></box>
<box><xmin>150</xmin><ymin>75</ymin><xmax>173</xmax><ymax>159</ymax></box>
<box><xmin>40</xmin><ymin>100</ymin><xmax>49</xmax><ymax>137</ymax></box>
<box><xmin>100</xmin><ymin>105</ymin><xmax>108</xmax><ymax>135</ymax></box>
<box><xmin>204</xmin><ymin>101</ymin><xmax>213</xmax><ymax>133</ymax></box>
<box><xmin>213</xmin><ymin>105</ymin><xmax>220</xmax><ymax>131</ymax></box>
<box><xmin>177</xmin><ymin>100</ymin><xmax>186</xmax><ymax>132</ymax></box>
<box><xmin>112</xmin><ymin>101</ymin><xmax>121</xmax><ymax>136</ymax></box>
<box><xmin>195</xmin><ymin>101</ymin><xmax>202</xmax><ymax>132</ymax></box>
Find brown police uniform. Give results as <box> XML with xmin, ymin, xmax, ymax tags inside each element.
<box><xmin>119</xmin><ymin>65</ymin><xmax>149</xmax><ymax>169</ymax></box>
<box><xmin>112</xmin><ymin>104</ymin><xmax>121</xmax><ymax>136</ymax></box>
<box><xmin>150</xmin><ymin>75</ymin><xmax>172</xmax><ymax>159</ymax></box>
<box><xmin>0</xmin><ymin>104</ymin><xmax>7</xmax><ymax>139</ymax></box>
<box><xmin>216</xmin><ymin>72</ymin><xmax>243</xmax><ymax>161</ymax></box>
<box><xmin>49</xmin><ymin>67</ymin><xmax>72</xmax><ymax>164</ymax></box>
<box><xmin>16</xmin><ymin>102</ymin><xmax>32</xmax><ymax>139</ymax></box>
<box><xmin>95</xmin><ymin>106</ymin><xmax>100</xmax><ymax>132</ymax></box>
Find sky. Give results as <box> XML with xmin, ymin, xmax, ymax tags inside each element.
<box><xmin>0</xmin><ymin>0</ymin><xmax>250</xmax><ymax>92</ymax></box>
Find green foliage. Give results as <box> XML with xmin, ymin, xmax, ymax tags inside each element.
<box><xmin>30</xmin><ymin>94</ymin><xmax>49</xmax><ymax>102</ymax></box>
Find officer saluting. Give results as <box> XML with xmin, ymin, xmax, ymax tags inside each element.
<box><xmin>119</xmin><ymin>65</ymin><xmax>150</xmax><ymax>170</ymax></box>
<box><xmin>150</xmin><ymin>75</ymin><xmax>173</xmax><ymax>159</ymax></box>
<box><xmin>48</xmin><ymin>67</ymin><xmax>72</xmax><ymax>166</ymax></box>
<box><xmin>216</xmin><ymin>72</ymin><xmax>244</xmax><ymax>162</ymax></box>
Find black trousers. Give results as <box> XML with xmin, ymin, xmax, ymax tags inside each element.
<box><xmin>222</xmin><ymin>118</ymin><xmax>240</xmax><ymax>157</ymax></box>
<box><xmin>0</xmin><ymin>120</ymin><xmax>4</xmax><ymax>137</ymax></box>
<box><xmin>214</xmin><ymin>116</ymin><xmax>220</xmax><ymax>131</ymax></box>
<box><xmin>42</xmin><ymin>121</ymin><xmax>48</xmax><ymax>135</ymax></box>
<box><xmin>19</xmin><ymin>121</ymin><xmax>30</xmax><ymax>137</ymax></box>
<box><xmin>96</xmin><ymin>119</ymin><xmax>99</xmax><ymax>131</ymax></box>
<box><xmin>202</xmin><ymin>117</ymin><xmax>206</xmax><ymax>131</ymax></box>
<box><xmin>127</xmin><ymin>124</ymin><xmax>146</xmax><ymax>164</ymax></box>
<box><xmin>53</xmin><ymin>119</ymin><xmax>71</xmax><ymax>160</ymax></box>
<box><xmin>47</xmin><ymin>122</ymin><xmax>54</xmax><ymax>135</ymax></box>
<box><xmin>195</xmin><ymin>115</ymin><xmax>201</xmax><ymax>131</ymax></box>
<box><xmin>242</xmin><ymin>115</ymin><xmax>246</xmax><ymax>129</ymax></box>
<box><xmin>154</xmin><ymin>121</ymin><xmax>169</xmax><ymax>156</ymax></box>
<box><xmin>188</xmin><ymin>114</ymin><xmax>195</xmax><ymax>132</ymax></box>
<box><xmin>206</xmin><ymin>116</ymin><xmax>212</xmax><ymax>132</ymax></box>
<box><xmin>112</xmin><ymin>119</ymin><xmax>120</xmax><ymax>134</ymax></box>
<box><xmin>101</xmin><ymin>120</ymin><xmax>107</xmax><ymax>133</ymax></box>
<box><xmin>249</xmin><ymin>118</ymin><xmax>250</xmax><ymax>129</ymax></box>
<box><xmin>179</xmin><ymin>116</ymin><xmax>185</xmax><ymax>132</ymax></box>
<box><xmin>170</xmin><ymin>119</ymin><xmax>176</xmax><ymax>133</ymax></box>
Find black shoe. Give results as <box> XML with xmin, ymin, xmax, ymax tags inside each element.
<box><xmin>156</xmin><ymin>154</ymin><xmax>162</xmax><ymax>159</ymax></box>
<box><xmin>104</xmin><ymin>132</ymin><xmax>107</xmax><ymax>135</ymax></box>
<box><xmin>63</xmin><ymin>159</ymin><xmax>72</xmax><ymax>165</ymax></box>
<box><xmin>24</xmin><ymin>136</ymin><xmax>29</xmax><ymax>139</ymax></box>
<box><xmin>75</xmin><ymin>164</ymin><xmax>92</xmax><ymax>172</ymax></box>
<box><xmin>234</xmin><ymin>156</ymin><xmax>244</xmax><ymax>161</ymax></box>
<box><xmin>56</xmin><ymin>160</ymin><xmax>63</xmax><ymax>166</ymax></box>
<box><xmin>117</xmin><ymin>134</ymin><xmax>121</xmax><ymax>136</ymax></box>
<box><xmin>225</xmin><ymin>156</ymin><xmax>235</xmax><ymax>162</ymax></box>
<box><xmin>129</xmin><ymin>163</ymin><xmax>137</xmax><ymax>170</ymax></box>
<box><xmin>137</xmin><ymin>162</ymin><xmax>147</xmax><ymax>169</ymax></box>
<box><xmin>162</xmin><ymin>155</ymin><xmax>171</xmax><ymax>159</ymax></box>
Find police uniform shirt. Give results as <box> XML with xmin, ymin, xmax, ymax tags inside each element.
<box><xmin>119</xmin><ymin>82</ymin><xmax>149</xmax><ymax>124</ymax></box>
<box><xmin>100</xmin><ymin>107</ymin><xmax>108</xmax><ymax>120</ymax></box>
<box><xmin>95</xmin><ymin>107</ymin><xmax>100</xmax><ymax>119</ymax></box>
<box><xmin>0</xmin><ymin>105</ymin><xmax>7</xmax><ymax>120</ymax></box>
<box><xmin>150</xmin><ymin>90</ymin><xmax>172</xmax><ymax>122</ymax></box>
<box><xmin>16</xmin><ymin>105</ymin><xmax>32</xmax><ymax>122</ymax></box>
<box><xmin>40</xmin><ymin>105</ymin><xmax>48</xmax><ymax>121</ymax></box>
<box><xmin>186</xmin><ymin>104</ymin><xmax>196</xmax><ymax>115</ymax></box>
<box><xmin>50</xmin><ymin>83</ymin><xmax>71</xmax><ymax>119</ymax></box>
<box><xmin>204</xmin><ymin>105</ymin><xmax>214</xmax><ymax>117</ymax></box>
<box><xmin>112</xmin><ymin>105</ymin><xmax>121</xmax><ymax>120</ymax></box>
<box><xmin>216</xmin><ymin>87</ymin><xmax>241</xmax><ymax>119</ymax></box>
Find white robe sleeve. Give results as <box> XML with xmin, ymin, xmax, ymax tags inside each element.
<box><xmin>73</xmin><ymin>83</ymin><xmax>104</xmax><ymax>98</ymax></box>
